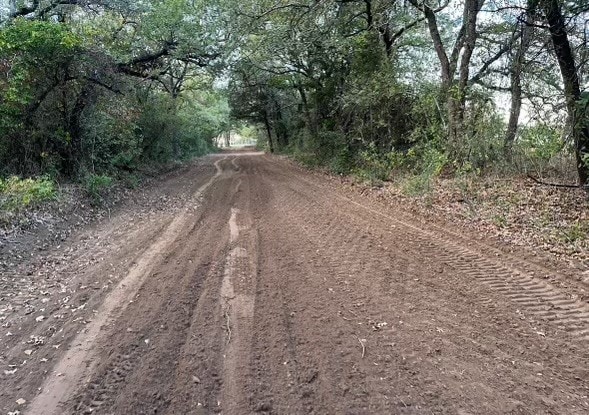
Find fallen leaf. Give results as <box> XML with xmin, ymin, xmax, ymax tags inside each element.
<box><xmin>16</xmin><ymin>398</ymin><xmax>26</xmax><ymax>405</ymax></box>
<box><xmin>35</xmin><ymin>316</ymin><xmax>45</xmax><ymax>322</ymax></box>
<box><xmin>24</xmin><ymin>350</ymin><xmax>33</xmax><ymax>356</ymax></box>
<box><xmin>372</xmin><ymin>322</ymin><xmax>388</xmax><ymax>331</ymax></box>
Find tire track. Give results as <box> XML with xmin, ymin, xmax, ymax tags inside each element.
<box><xmin>8</xmin><ymin>153</ymin><xmax>587</xmax><ymax>415</ymax></box>
<box><xmin>72</xmin><ymin>344</ymin><xmax>142</xmax><ymax>414</ymax></box>
<box><xmin>25</xmin><ymin>157</ymin><xmax>228</xmax><ymax>415</ymax></box>
<box><xmin>219</xmin><ymin>206</ymin><xmax>256</xmax><ymax>414</ymax></box>
<box><xmin>262</xmin><ymin>158</ymin><xmax>589</xmax><ymax>343</ymax></box>
<box><xmin>258</xmin><ymin>174</ymin><xmax>397</xmax><ymax>413</ymax></box>
<box><xmin>253</xmin><ymin>156</ymin><xmax>588</xmax><ymax>413</ymax></box>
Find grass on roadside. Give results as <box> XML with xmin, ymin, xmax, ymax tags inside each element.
<box><xmin>0</xmin><ymin>176</ymin><xmax>56</xmax><ymax>211</ymax></box>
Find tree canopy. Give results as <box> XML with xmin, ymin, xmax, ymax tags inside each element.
<box><xmin>0</xmin><ymin>0</ymin><xmax>230</xmax><ymax>178</ymax></box>
<box><xmin>1</xmin><ymin>0</ymin><xmax>588</xmax><ymax>185</ymax></box>
<box><xmin>227</xmin><ymin>0</ymin><xmax>589</xmax><ymax>185</ymax></box>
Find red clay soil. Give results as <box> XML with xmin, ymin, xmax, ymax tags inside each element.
<box><xmin>1</xmin><ymin>153</ymin><xmax>588</xmax><ymax>414</ymax></box>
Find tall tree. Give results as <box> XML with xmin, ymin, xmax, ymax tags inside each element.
<box><xmin>408</xmin><ymin>0</ymin><xmax>485</xmax><ymax>146</ymax></box>
<box><xmin>536</xmin><ymin>0</ymin><xmax>589</xmax><ymax>184</ymax></box>
<box><xmin>505</xmin><ymin>12</ymin><xmax>534</xmax><ymax>150</ymax></box>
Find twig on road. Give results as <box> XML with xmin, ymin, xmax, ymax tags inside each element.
<box><xmin>357</xmin><ymin>337</ymin><xmax>366</xmax><ymax>358</ymax></box>
<box><xmin>223</xmin><ymin>299</ymin><xmax>232</xmax><ymax>344</ymax></box>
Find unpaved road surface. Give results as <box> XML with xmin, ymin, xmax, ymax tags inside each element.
<box><xmin>1</xmin><ymin>152</ymin><xmax>588</xmax><ymax>414</ymax></box>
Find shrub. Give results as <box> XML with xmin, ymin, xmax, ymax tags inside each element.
<box><xmin>0</xmin><ymin>176</ymin><xmax>56</xmax><ymax>213</ymax></box>
<box><xmin>354</xmin><ymin>143</ymin><xmax>394</xmax><ymax>183</ymax></box>
<box><xmin>518</xmin><ymin>124</ymin><xmax>563</xmax><ymax>161</ymax></box>
<box><xmin>329</xmin><ymin>147</ymin><xmax>354</xmax><ymax>175</ymax></box>
<box><xmin>83</xmin><ymin>174</ymin><xmax>113</xmax><ymax>204</ymax></box>
<box><xmin>401</xmin><ymin>144</ymin><xmax>448</xmax><ymax>195</ymax></box>
<box><xmin>507</xmin><ymin>123</ymin><xmax>573</xmax><ymax>178</ymax></box>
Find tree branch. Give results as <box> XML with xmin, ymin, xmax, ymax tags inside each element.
<box><xmin>469</xmin><ymin>34</ymin><xmax>520</xmax><ymax>86</ymax></box>
<box><xmin>528</xmin><ymin>175</ymin><xmax>587</xmax><ymax>189</ymax></box>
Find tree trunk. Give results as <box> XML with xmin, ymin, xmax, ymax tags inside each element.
<box><xmin>171</xmin><ymin>91</ymin><xmax>181</xmax><ymax>158</ymax></box>
<box><xmin>298</xmin><ymin>84</ymin><xmax>317</xmax><ymax>138</ymax></box>
<box><xmin>66</xmin><ymin>84</ymin><xmax>92</xmax><ymax>176</ymax></box>
<box><xmin>411</xmin><ymin>0</ymin><xmax>484</xmax><ymax>147</ymax></box>
<box><xmin>453</xmin><ymin>0</ymin><xmax>481</xmax><ymax>146</ymax></box>
<box><xmin>263</xmin><ymin>111</ymin><xmax>275</xmax><ymax>153</ymax></box>
<box><xmin>505</xmin><ymin>19</ymin><xmax>532</xmax><ymax>150</ymax></box>
<box><xmin>419</xmin><ymin>2</ymin><xmax>452</xmax><ymax>86</ymax></box>
<box><xmin>364</xmin><ymin>0</ymin><xmax>373</xmax><ymax>29</ymax></box>
<box><xmin>541</xmin><ymin>0</ymin><xmax>589</xmax><ymax>185</ymax></box>
<box><xmin>378</xmin><ymin>24</ymin><xmax>394</xmax><ymax>58</ymax></box>
<box><xmin>276</xmin><ymin>109</ymin><xmax>289</xmax><ymax>148</ymax></box>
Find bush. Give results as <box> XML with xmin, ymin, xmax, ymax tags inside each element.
<box><xmin>354</xmin><ymin>143</ymin><xmax>394</xmax><ymax>183</ymax></box>
<box><xmin>136</xmin><ymin>90</ymin><xmax>222</xmax><ymax>164</ymax></box>
<box><xmin>0</xmin><ymin>176</ymin><xmax>56</xmax><ymax>213</ymax></box>
<box><xmin>0</xmin><ymin>19</ymin><xmax>83</xmax><ymax>176</ymax></box>
<box><xmin>518</xmin><ymin>124</ymin><xmax>563</xmax><ymax>161</ymax></box>
<box><xmin>83</xmin><ymin>174</ymin><xmax>113</xmax><ymax>204</ymax></box>
<box><xmin>401</xmin><ymin>144</ymin><xmax>448</xmax><ymax>195</ymax></box>
<box><xmin>329</xmin><ymin>147</ymin><xmax>354</xmax><ymax>175</ymax></box>
<box><xmin>506</xmin><ymin>124</ymin><xmax>574</xmax><ymax>178</ymax></box>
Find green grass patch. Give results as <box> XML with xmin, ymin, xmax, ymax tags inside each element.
<box><xmin>83</xmin><ymin>174</ymin><xmax>113</xmax><ymax>204</ymax></box>
<box><xmin>0</xmin><ymin>176</ymin><xmax>57</xmax><ymax>213</ymax></box>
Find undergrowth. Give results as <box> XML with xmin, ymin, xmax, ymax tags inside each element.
<box><xmin>0</xmin><ymin>176</ymin><xmax>56</xmax><ymax>212</ymax></box>
<box><xmin>82</xmin><ymin>173</ymin><xmax>113</xmax><ymax>205</ymax></box>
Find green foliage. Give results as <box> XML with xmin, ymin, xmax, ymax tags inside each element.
<box><xmin>83</xmin><ymin>174</ymin><xmax>113</xmax><ymax>204</ymax></box>
<box><xmin>408</xmin><ymin>84</ymin><xmax>446</xmax><ymax>145</ymax></box>
<box><xmin>353</xmin><ymin>143</ymin><xmax>394</xmax><ymax>183</ymax></box>
<box><xmin>0</xmin><ymin>18</ymin><xmax>80</xmax><ymax>55</ymax></box>
<box><xmin>505</xmin><ymin>124</ymin><xmax>570</xmax><ymax>177</ymax></box>
<box><xmin>119</xmin><ymin>172</ymin><xmax>141</xmax><ymax>189</ymax></box>
<box><xmin>340</xmin><ymin>65</ymin><xmax>416</xmax><ymax>152</ymax></box>
<box><xmin>0</xmin><ymin>176</ymin><xmax>56</xmax><ymax>214</ymax></box>
<box><xmin>81</xmin><ymin>96</ymin><xmax>142</xmax><ymax>172</ymax></box>
<box><xmin>349</xmin><ymin>32</ymin><xmax>386</xmax><ymax>76</ymax></box>
<box><xmin>518</xmin><ymin>124</ymin><xmax>563</xmax><ymax>162</ymax></box>
<box><xmin>0</xmin><ymin>19</ymin><xmax>81</xmax><ymax>124</ymax></box>
<box><xmin>0</xmin><ymin>0</ymin><xmax>585</xmax><ymax>208</ymax></box>
<box><xmin>329</xmin><ymin>147</ymin><xmax>355</xmax><ymax>176</ymax></box>
<box><xmin>560</xmin><ymin>221</ymin><xmax>588</xmax><ymax>244</ymax></box>
<box><xmin>234</xmin><ymin>124</ymin><xmax>260</xmax><ymax>146</ymax></box>
<box><xmin>137</xmin><ymin>89</ymin><xmax>226</xmax><ymax>163</ymax></box>
<box><xmin>0</xmin><ymin>0</ymin><xmax>230</xmax><ymax>183</ymax></box>
<box><xmin>400</xmin><ymin>143</ymin><xmax>448</xmax><ymax>195</ymax></box>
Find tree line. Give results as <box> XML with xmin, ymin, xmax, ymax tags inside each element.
<box><xmin>1</xmin><ymin>1</ymin><xmax>588</xmax><ymax>188</ymax></box>
<box><xmin>0</xmin><ymin>0</ymin><xmax>229</xmax><ymax>180</ymax></box>
<box><xmin>228</xmin><ymin>0</ymin><xmax>589</xmax><ymax>186</ymax></box>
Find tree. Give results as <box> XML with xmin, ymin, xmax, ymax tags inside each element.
<box><xmin>407</xmin><ymin>0</ymin><xmax>485</xmax><ymax>146</ymax></box>
<box><xmin>536</xmin><ymin>0</ymin><xmax>589</xmax><ymax>184</ymax></box>
<box><xmin>0</xmin><ymin>0</ymin><xmax>230</xmax><ymax>177</ymax></box>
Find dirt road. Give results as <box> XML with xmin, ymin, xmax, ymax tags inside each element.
<box><xmin>1</xmin><ymin>153</ymin><xmax>588</xmax><ymax>414</ymax></box>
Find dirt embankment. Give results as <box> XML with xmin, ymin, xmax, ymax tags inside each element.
<box><xmin>1</xmin><ymin>153</ymin><xmax>587</xmax><ymax>414</ymax></box>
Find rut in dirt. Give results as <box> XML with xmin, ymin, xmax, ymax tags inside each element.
<box><xmin>1</xmin><ymin>153</ymin><xmax>588</xmax><ymax>415</ymax></box>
